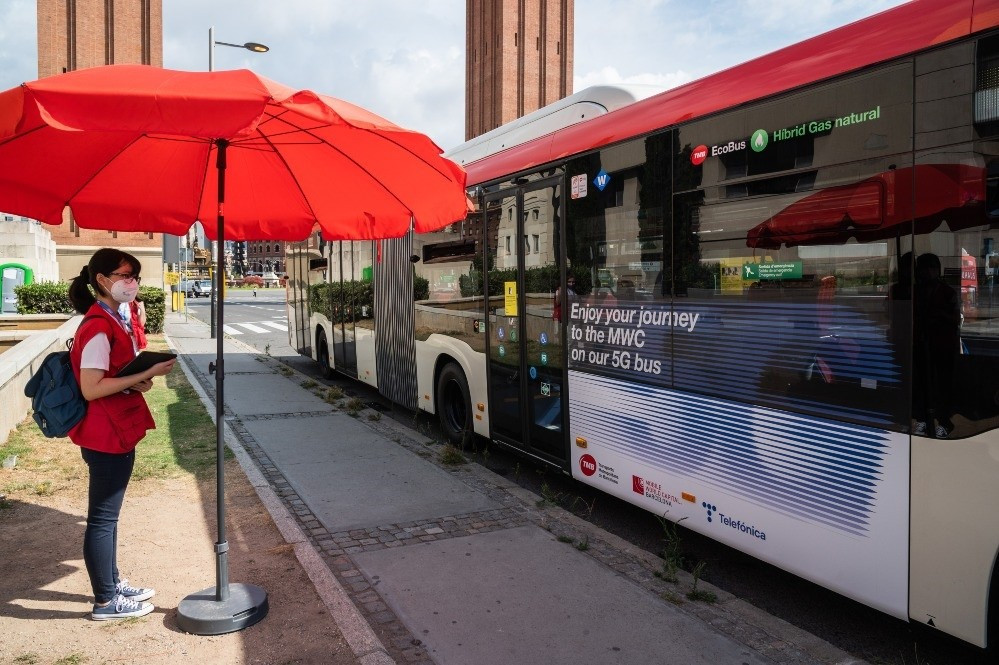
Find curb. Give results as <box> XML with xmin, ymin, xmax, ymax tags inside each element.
<box><xmin>164</xmin><ymin>325</ymin><xmax>395</xmax><ymax>665</ymax></box>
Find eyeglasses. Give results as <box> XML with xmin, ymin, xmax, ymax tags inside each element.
<box><xmin>108</xmin><ymin>271</ymin><xmax>141</xmax><ymax>284</ymax></box>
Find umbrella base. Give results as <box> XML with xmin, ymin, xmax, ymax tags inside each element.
<box><xmin>176</xmin><ymin>583</ymin><xmax>268</xmax><ymax>635</ymax></box>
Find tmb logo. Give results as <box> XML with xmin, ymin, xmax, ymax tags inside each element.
<box><xmin>579</xmin><ymin>454</ymin><xmax>597</xmax><ymax>477</ymax></box>
<box><xmin>690</xmin><ymin>144</ymin><xmax>708</xmax><ymax>166</ymax></box>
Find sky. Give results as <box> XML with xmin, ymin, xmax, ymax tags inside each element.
<box><xmin>0</xmin><ymin>0</ymin><xmax>909</xmax><ymax>152</ymax></box>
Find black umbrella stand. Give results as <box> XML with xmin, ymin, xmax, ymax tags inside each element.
<box><xmin>176</xmin><ymin>139</ymin><xmax>269</xmax><ymax>635</ymax></box>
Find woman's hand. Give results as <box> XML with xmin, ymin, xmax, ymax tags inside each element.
<box><xmin>131</xmin><ymin>378</ymin><xmax>153</xmax><ymax>393</ymax></box>
<box><xmin>145</xmin><ymin>358</ymin><xmax>176</xmax><ymax>378</ymax></box>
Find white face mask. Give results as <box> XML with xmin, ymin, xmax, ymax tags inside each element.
<box><xmin>110</xmin><ymin>279</ymin><xmax>139</xmax><ymax>304</ymax></box>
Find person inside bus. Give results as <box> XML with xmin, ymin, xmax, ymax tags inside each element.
<box><xmin>912</xmin><ymin>252</ymin><xmax>961</xmax><ymax>438</ymax></box>
<box><xmin>616</xmin><ymin>277</ymin><xmax>637</xmax><ymax>301</ymax></box>
<box><xmin>553</xmin><ymin>275</ymin><xmax>577</xmax><ymax>322</ymax></box>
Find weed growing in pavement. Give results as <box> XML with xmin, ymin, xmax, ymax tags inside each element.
<box><xmin>575</xmin><ymin>536</ymin><xmax>590</xmax><ymax>552</ymax></box>
<box><xmin>344</xmin><ymin>397</ymin><xmax>364</xmax><ymax>417</ymax></box>
<box><xmin>277</xmin><ymin>366</ymin><xmax>293</xmax><ymax>377</ymax></box>
<box><xmin>13</xmin><ymin>655</ymin><xmax>39</xmax><ymax>665</ymax></box>
<box><xmin>33</xmin><ymin>481</ymin><xmax>54</xmax><ymax>497</ymax></box>
<box><xmin>660</xmin><ymin>590</ymin><xmax>684</xmax><ymax>606</ymax></box>
<box><xmin>537</xmin><ymin>482</ymin><xmax>566</xmax><ymax>508</ymax></box>
<box><xmin>264</xmin><ymin>343</ymin><xmax>271</xmax><ymax>356</ymax></box>
<box><xmin>556</xmin><ymin>534</ymin><xmax>574</xmax><ymax>544</ymax></box>
<box><xmin>367</xmin><ymin>413</ymin><xmax>381</xmax><ymax>422</ymax></box>
<box><xmin>439</xmin><ymin>445</ymin><xmax>467</xmax><ymax>466</ymax></box>
<box><xmin>686</xmin><ymin>561</ymin><xmax>716</xmax><ymax>603</ymax></box>
<box><xmin>325</xmin><ymin>386</ymin><xmax>345</xmax><ymax>400</ymax></box>
<box><xmin>653</xmin><ymin>514</ymin><xmax>685</xmax><ymax>584</ymax></box>
<box><xmin>570</xmin><ymin>495</ymin><xmax>597</xmax><ymax>518</ymax></box>
<box><xmin>301</xmin><ymin>379</ymin><xmax>318</xmax><ymax>389</ymax></box>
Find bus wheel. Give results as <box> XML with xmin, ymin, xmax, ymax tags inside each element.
<box><xmin>436</xmin><ymin>362</ymin><xmax>472</xmax><ymax>449</ymax></box>
<box><xmin>316</xmin><ymin>328</ymin><xmax>334</xmax><ymax>379</ymax></box>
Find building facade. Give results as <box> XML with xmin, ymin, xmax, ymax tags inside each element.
<box><xmin>36</xmin><ymin>0</ymin><xmax>165</xmax><ymax>285</ymax></box>
<box><xmin>246</xmin><ymin>241</ymin><xmax>286</xmax><ymax>276</ymax></box>
<box><xmin>465</xmin><ymin>0</ymin><xmax>573</xmax><ymax>140</ymax></box>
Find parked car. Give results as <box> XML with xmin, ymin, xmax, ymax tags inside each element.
<box><xmin>192</xmin><ymin>280</ymin><xmax>212</xmax><ymax>298</ymax></box>
<box><xmin>178</xmin><ymin>279</ymin><xmax>213</xmax><ymax>297</ymax></box>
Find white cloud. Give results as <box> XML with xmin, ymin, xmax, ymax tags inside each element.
<box><xmin>574</xmin><ymin>66</ymin><xmax>692</xmax><ymax>92</ymax></box>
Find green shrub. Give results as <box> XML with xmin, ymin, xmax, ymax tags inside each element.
<box><xmin>14</xmin><ymin>282</ymin><xmax>73</xmax><ymax>314</ymax></box>
<box><xmin>309</xmin><ymin>280</ymin><xmax>374</xmax><ymax>323</ymax></box>
<box><xmin>414</xmin><ymin>274</ymin><xmax>429</xmax><ymax>301</ymax></box>
<box><xmin>138</xmin><ymin>286</ymin><xmax>166</xmax><ymax>333</ymax></box>
<box><xmin>13</xmin><ymin>281</ymin><xmax>165</xmax><ymax>334</ymax></box>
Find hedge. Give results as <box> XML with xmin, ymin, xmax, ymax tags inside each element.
<box><xmin>14</xmin><ymin>282</ymin><xmax>74</xmax><ymax>314</ymax></box>
<box><xmin>13</xmin><ymin>281</ymin><xmax>166</xmax><ymax>333</ymax></box>
<box><xmin>309</xmin><ymin>280</ymin><xmax>374</xmax><ymax>324</ymax></box>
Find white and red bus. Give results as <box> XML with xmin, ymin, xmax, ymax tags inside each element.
<box><xmin>288</xmin><ymin>0</ymin><xmax>999</xmax><ymax>649</ymax></box>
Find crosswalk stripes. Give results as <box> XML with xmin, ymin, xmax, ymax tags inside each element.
<box><xmin>221</xmin><ymin>320</ymin><xmax>289</xmax><ymax>335</ymax></box>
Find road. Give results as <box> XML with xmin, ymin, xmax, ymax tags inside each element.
<box><xmin>183</xmin><ymin>289</ymin><xmax>990</xmax><ymax>665</ymax></box>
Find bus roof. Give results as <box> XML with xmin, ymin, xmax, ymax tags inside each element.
<box><xmin>445</xmin><ymin>84</ymin><xmax>663</xmax><ymax>167</ymax></box>
<box><xmin>463</xmin><ymin>0</ymin><xmax>999</xmax><ymax>187</ymax></box>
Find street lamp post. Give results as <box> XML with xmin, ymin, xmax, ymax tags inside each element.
<box><xmin>206</xmin><ymin>26</ymin><xmax>269</xmax><ymax>340</ymax></box>
<box><xmin>175</xmin><ymin>28</ymin><xmax>270</xmax><ymax>638</ymax></box>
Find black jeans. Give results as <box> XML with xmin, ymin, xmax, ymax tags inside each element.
<box><xmin>80</xmin><ymin>447</ymin><xmax>135</xmax><ymax>604</ymax></box>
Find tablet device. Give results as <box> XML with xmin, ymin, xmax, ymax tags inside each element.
<box><xmin>116</xmin><ymin>351</ymin><xmax>177</xmax><ymax>377</ymax></box>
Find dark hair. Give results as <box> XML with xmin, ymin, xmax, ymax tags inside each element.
<box><xmin>916</xmin><ymin>252</ymin><xmax>942</xmax><ymax>282</ymax></box>
<box><xmin>68</xmin><ymin>248</ymin><xmax>142</xmax><ymax>314</ymax></box>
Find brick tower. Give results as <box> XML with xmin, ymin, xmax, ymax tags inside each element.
<box><xmin>36</xmin><ymin>0</ymin><xmax>165</xmax><ymax>286</ymax></box>
<box><xmin>465</xmin><ymin>0</ymin><xmax>573</xmax><ymax>141</ymax></box>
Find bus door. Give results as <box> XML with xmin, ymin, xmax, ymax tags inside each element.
<box><xmin>485</xmin><ymin>176</ymin><xmax>568</xmax><ymax>466</ymax></box>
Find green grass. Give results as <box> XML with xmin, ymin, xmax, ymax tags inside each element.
<box><xmin>13</xmin><ymin>655</ymin><xmax>40</xmax><ymax>665</ymax></box>
<box><xmin>132</xmin><ymin>364</ymin><xmax>226</xmax><ymax>480</ymax></box>
<box><xmin>53</xmin><ymin>654</ymin><xmax>86</xmax><ymax>665</ymax></box>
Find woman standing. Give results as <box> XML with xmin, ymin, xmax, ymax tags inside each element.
<box><xmin>67</xmin><ymin>248</ymin><xmax>175</xmax><ymax>620</ymax></box>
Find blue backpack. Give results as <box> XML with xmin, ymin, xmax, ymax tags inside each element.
<box><xmin>24</xmin><ymin>315</ymin><xmax>110</xmax><ymax>438</ymax></box>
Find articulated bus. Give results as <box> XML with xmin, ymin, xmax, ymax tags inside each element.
<box><xmin>288</xmin><ymin>0</ymin><xmax>999</xmax><ymax>649</ymax></box>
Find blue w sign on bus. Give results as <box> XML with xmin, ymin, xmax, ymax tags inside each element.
<box><xmin>593</xmin><ymin>169</ymin><xmax>611</xmax><ymax>191</ymax></box>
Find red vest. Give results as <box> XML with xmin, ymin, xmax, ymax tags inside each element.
<box><xmin>68</xmin><ymin>302</ymin><xmax>155</xmax><ymax>453</ymax></box>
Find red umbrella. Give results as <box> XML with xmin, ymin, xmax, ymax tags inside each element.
<box><xmin>746</xmin><ymin>164</ymin><xmax>984</xmax><ymax>249</ymax></box>
<box><xmin>0</xmin><ymin>65</ymin><xmax>467</xmax><ymax>239</ymax></box>
<box><xmin>0</xmin><ymin>65</ymin><xmax>468</xmax><ymax>635</ymax></box>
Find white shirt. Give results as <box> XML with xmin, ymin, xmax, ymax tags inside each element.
<box><xmin>80</xmin><ymin>309</ymin><xmax>138</xmax><ymax>371</ymax></box>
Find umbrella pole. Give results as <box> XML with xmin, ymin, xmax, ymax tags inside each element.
<box><xmin>176</xmin><ymin>139</ymin><xmax>269</xmax><ymax>635</ymax></box>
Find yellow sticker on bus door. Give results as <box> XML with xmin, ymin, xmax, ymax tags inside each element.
<box><xmin>504</xmin><ymin>281</ymin><xmax>518</xmax><ymax>316</ymax></box>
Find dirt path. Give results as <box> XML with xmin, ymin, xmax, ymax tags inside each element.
<box><xmin>0</xmin><ymin>454</ymin><xmax>357</xmax><ymax>665</ymax></box>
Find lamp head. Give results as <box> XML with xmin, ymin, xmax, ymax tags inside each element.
<box><xmin>244</xmin><ymin>42</ymin><xmax>269</xmax><ymax>53</ymax></box>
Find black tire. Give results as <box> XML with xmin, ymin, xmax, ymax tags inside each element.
<box><xmin>316</xmin><ymin>328</ymin><xmax>334</xmax><ymax>379</ymax></box>
<box><xmin>436</xmin><ymin>362</ymin><xmax>472</xmax><ymax>448</ymax></box>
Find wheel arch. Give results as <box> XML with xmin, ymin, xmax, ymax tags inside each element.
<box><xmin>415</xmin><ymin>336</ymin><xmax>488</xmax><ymax>438</ymax></box>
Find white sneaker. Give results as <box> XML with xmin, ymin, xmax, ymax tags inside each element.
<box><xmin>116</xmin><ymin>579</ymin><xmax>155</xmax><ymax>602</ymax></box>
<box><xmin>92</xmin><ymin>593</ymin><xmax>154</xmax><ymax>620</ymax></box>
